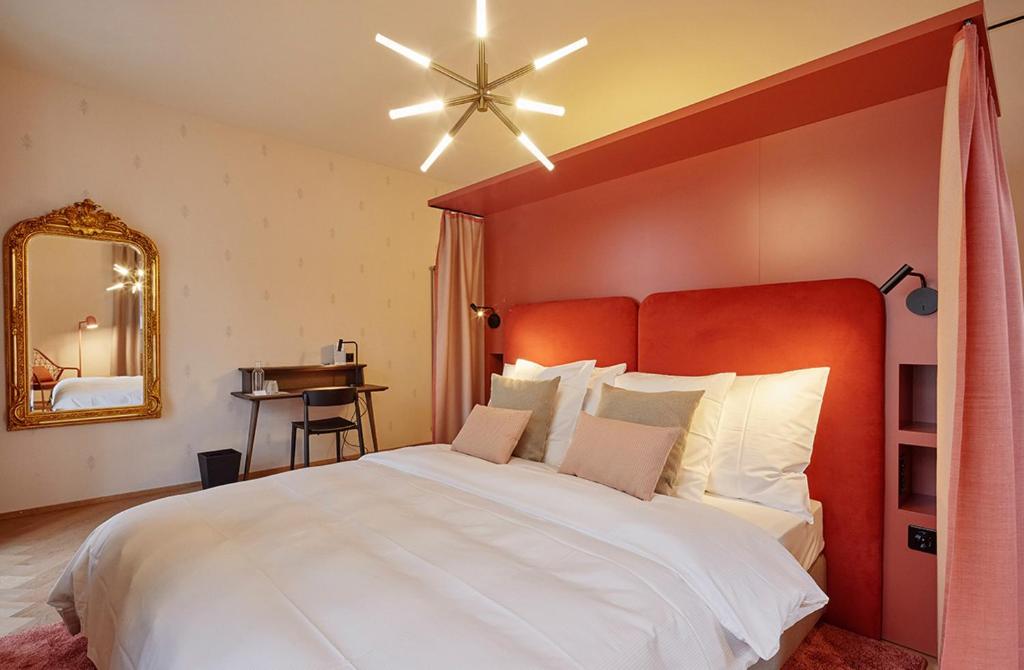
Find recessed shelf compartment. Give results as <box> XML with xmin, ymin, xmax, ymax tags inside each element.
<box><xmin>898</xmin><ymin>443</ymin><xmax>937</xmax><ymax>516</ymax></box>
<box><xmin>899</xmin><ymin>364</ymin><xmax>937</xmax><ymax>435</ymax></box>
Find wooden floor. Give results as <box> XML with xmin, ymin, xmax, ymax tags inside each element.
<box><xmin>0</xmin><ymin>488</ymin><xmax>195</xmax><ymax>636</ymax></box>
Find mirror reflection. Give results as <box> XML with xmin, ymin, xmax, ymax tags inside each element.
<box><xmin>27</xmin><ymin>236</ymin><xmax>145</xmax><ymax>412</ymax></box>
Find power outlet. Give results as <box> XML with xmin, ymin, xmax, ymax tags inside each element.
<box><xmin>908</xmin><ymin>525</ymin><xmax>937</xmax><ymax>554</ymax></box>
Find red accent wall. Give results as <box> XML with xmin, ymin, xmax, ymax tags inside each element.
<box><xmin>484</xmin><ymin>88</ymin><xmax>942</xmax><ymax>652</ymax></box>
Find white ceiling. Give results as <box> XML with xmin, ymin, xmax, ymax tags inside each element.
<box><xmin>0</xmin><ymin>0</ymin><xmax>1015</xmax><ymax>188</ymax></box>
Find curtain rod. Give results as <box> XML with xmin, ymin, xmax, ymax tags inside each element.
<box><xmin>988</xmin><ymin>14</ymin><xmax>1023</xmax><ymax>30</ymax></box>
<box><xmin>437</xmin><ymin>206</ymin><xmax>485</xmax><ymax>218</ymax></box>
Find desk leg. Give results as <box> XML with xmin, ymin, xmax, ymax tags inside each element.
<box><xmin>363</xmin><ymin>391</ymin><xmax>380</xmax><ymax>453</ymax></box>
<box><xmin>243</xmin><ymin>401</ymin><xmax>260</xmax><ymax>480</ymax></box>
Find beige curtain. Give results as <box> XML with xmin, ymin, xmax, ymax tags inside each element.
<box><xmin>110</xmin><ymin>244</ymin><xmax>142</xmax><ymax>376</ymax></box>
<box><xmin>432</xmin><ymin>210</ymin><xmax>485</xmax><ymax>443</ymax></box>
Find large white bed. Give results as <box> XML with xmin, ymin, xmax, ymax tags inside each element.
<box><xmin>50</xmin><ymin>445</ymin><xmax>827</xmax><ymax>670</ymax></box>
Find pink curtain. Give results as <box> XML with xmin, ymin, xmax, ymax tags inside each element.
<box><xmin>432</xmin><ymin>210</ymin><xmax>485</xmax><ymax>443</ymax></box>
<box><xmin>937</xmin><ymin>24</ymin><xmax>1023</xmax><ymax>668</ymax></box>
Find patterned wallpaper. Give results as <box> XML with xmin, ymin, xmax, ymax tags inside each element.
<box><xmin>0</xmin><ymin>64</ymin><xmax>451</xmax><ymax>514</ymax></box>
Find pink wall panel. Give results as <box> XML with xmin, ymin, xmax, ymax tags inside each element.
<box><xmin>484</xmin><ymin>87</ymin><xmax>943</xmax><ymax>653</ymax></box>
<box><xmin>758</xmin><ymin>90</ymin><xmax>942</xmax><ymax>287</ymax></box>
<box><xmin>485</xmin><ymin>142</ymin><xmax>760</xmax><ymax>355</ymax></box>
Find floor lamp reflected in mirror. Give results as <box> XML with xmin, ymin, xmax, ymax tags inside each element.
<box><xmin>77</xmin><ymin>315</ymin><xmax>98</xmax><ymax>375</ymax></box>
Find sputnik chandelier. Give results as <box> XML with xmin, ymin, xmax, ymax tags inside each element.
<box><xmin>375</xmin><ymin>0</ymin><xmax>587</xmax><ymax>173</ymax></box>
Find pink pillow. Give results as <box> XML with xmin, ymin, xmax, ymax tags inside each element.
<box><xmin>451</xmin><ymin>405</ymin><xmax>533</xmax><ymax>464</ymax></box>
<box><xmin>558</xmin><ymin>412</ymin><xmax>681</xmax><ymax>501</ymax></box>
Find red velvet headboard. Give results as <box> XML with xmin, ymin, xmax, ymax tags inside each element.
<box><xmin>503</xmin><ymin>297</ymin><xmax>638</xmax><ymax>369</ymax></box>
<box><xmin>638</xmin><ymin>279</ymin><xmax>885</xmax><ymax>637</ymax></box>
<box><xmin>502</xmin><ymin>279</ymin><xmax>884</xmax><ymax>638</ymax></box>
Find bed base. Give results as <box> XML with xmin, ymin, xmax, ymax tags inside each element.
<box><xmin>751</xmin><ymin>554</ymin><xmax>827</xmax><ymax>670</ymax></box>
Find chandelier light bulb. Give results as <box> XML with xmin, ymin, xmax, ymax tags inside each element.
<box><xmin>516</xmin><ymin>98</ymin><xmax>565</xmax><ymax>116</ymax></box>
<box><xmin>534</xmin><ymin>38</ymin><xmax>588</xmax><ymax>69</ymax></box>
<box><xmin>375</xmin><ymin>34</ymin><xmax>431</xmax><ymax>68</ymax></box>
<box><xmin>517</xmin><ymin>133</ymin><xmax>554</xmax><ymax>171</ymax></box>
<box><xmin>389</xmin><ymin>100</ymin><xmax>445</xmax><ymax>119</ymax></box>
<box><xmin>421</xmin><ymin>134</ymin><xmax>454</xmax><ymax>172</ymax></box>
<box><xmin>476</xmin><ymin>0</ymin><xmax>487</xmax><ymax>38</ymax></box>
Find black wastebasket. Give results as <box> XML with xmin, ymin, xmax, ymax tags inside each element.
<box><xmin>197</xmin><ymin>449</ymin><xmax>241</xmax><ymax>489</ymax></box>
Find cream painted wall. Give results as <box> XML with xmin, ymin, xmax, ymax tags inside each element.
<box><xmin>0</xmin><ymin>64</ymin><xmax>450</xmax><ymax>514</ymax></box>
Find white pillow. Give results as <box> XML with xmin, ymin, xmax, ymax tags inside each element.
<box><xmin>613</xmin><ymin>371</ymin><xmax>737</xmax><ymax>501</ymax></box>
<box><xmin>707</xmin><ymin>367</ymin><xmax>830</xmax><ymax>522</ymax></box>
<box><xmin>583</xmin><ymin>363</ymin><xmax>628</xmax><ymax>415</ymax></box>
<box><xmin>511</xmin><ymin>358</ymin><xmax>597</xmax><ymax>467</ymax></box>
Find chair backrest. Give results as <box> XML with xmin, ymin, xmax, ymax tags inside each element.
<box><xmin>302</xmin><ymin>386</ymin><xmax>358</xmax><ymax>408</ymax></box>
<box><xmin>33</xmin><ymin>348</ymin><xmax>60</xmax><ymax>378</ymax></box>
<box><xmin>32</xmin><ymin>365</ymin><xmax>55</xmax><ymax>385</ymax></box>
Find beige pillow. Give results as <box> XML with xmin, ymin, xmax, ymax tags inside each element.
<box><xmin>488</xmin><ymin>374</ymin><xmax>560</xmax><ymax>461</ymax></box>
<box><xmin>558</xmin><ymin>412</ymin><xmax>681</xmax><ymax>501</ymax></box>
<box><xmin>451</xmin><ymin>405</ymin><xmax>533</xmax><ymax>464</ymax></box>
<box><xmin>596</xmin><ymin>384</ymin><xmax>705</xmax><ymax>496</ymax></box>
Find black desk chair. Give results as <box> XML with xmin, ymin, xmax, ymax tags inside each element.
<box><xmin>290</xmin><ymin>387</ymin><xmax>365</xmax><ymax>469</ymax></box>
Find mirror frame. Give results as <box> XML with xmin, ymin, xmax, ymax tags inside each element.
<box><xmin>3</xmin><ymin>200</ymin><xmax>161</xmax><ymax>430</ymax></box>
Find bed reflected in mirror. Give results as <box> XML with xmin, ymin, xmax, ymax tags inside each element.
<box><xmin>27</xmin><ymin>236</ymin><xmax>145</xmax><ymax>413</ymax></box>
<box><xmin>3</xmin><ymin>200</ymin><xmax>161</xmax><ymax>430</ymax></box>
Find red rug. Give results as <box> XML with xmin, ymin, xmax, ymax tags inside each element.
<box><xmin>0</xmin><ymin>621</ymin><xmax>927</xmax><ymax>669</ymax></box>
<box><xmin>784</xmin><ymin>624</ymin><xmax>928</xmax><ymax>670</ymax></box>
<box><xmin>0</xmin><ymin>623</ymin><xmax>94</xmax><ymax>670</ymax></box>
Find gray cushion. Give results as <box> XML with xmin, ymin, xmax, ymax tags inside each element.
<box><xmin>488</xmin><ymin>374</ymin><xmax>560</xmax><ymax>461</ymax></box>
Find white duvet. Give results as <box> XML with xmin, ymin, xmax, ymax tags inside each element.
<box><xmin>49</xmin><ymin>375</ymin><xmax>143</xmax><ymax>411</ymax></box>
<box><xmin>49</xmin><ymin>445</ymin><xmax>826</xmax><ymax>670</ymax></box>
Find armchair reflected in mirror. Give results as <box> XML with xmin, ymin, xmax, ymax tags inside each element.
<box><xmin>3</xmin><ymin>200</ymin><xmax>161</xmax><ymax>430</ymax></box>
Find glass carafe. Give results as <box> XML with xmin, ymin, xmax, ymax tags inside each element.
<box><xmin>252</xmin><ymin>361</ymin><xmax>265</xmax><ymax>394</ymax></box>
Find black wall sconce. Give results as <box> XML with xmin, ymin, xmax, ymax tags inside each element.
<box><xmin>879</xmin><ymin>264</ymin><xmax>938</xmax><ymax>315</ymax></box>
<box><xmin>470</xmin><ymin>303</ymin><xmax>501</xmax><ymax>329</ymax></box>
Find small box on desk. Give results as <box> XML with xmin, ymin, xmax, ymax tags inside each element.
<box><xmin>321</xmin><ymin>346</ymin><xmax>355</xmax><ymax>365</ymax></box>
<box><xmin>197</xmin><ymin>449</ymin><xmax>242</xmax><ymax>489</ymax></box>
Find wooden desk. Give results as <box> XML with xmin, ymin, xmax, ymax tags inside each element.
<box><xmin>232</xmin><ymin>364</ymin><xmax>388</xmax><ymax>479</ymax></box>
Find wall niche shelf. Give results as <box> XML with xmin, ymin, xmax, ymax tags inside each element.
<box><xmin>898</xmin><ymin>443</ymin><xmax>937</xmax><ymax>516</ymax></box>
<box><xmin>898</xmin><ymin>363</ymin><xmax>937</xmax><ymax>436</ymax></box>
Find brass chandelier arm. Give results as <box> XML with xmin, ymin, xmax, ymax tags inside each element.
<box><xmin>487</xmin><ymin>100</ymin><xmax>522</xmax><ymax>137</ymax></box>
<box><xmin>486</xmin><ymin>93</ymin><xmax>514</xmax><ymax>106</ymax></box>
<box><xmin>487</xmin><ymin>63</ymin><xmax>536</xmax><ymax>90</ymax></box>
<box><xmin>448</xmin><ymin>103</ymin><xmax>478</xmax><ymax>137</ymax></box>
<box><xmin>477</xmin><ymin>40</ymin><xmax>487</xmax><ymax>87</ymax></box>
<box><xmin>445</xmin><ymin>93</ymin><xmax>482</xmax><ymax>107</ymax></box>
<box><xmin>430</xmin><ymin>62</ymin><xmax>478</xmax><ymax>90</ymax></box>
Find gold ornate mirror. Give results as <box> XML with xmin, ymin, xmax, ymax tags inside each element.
<box><xmin>3</xmin><ymin>200</ymin><xmax>160</xmax><ymax>430</ymax></box>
